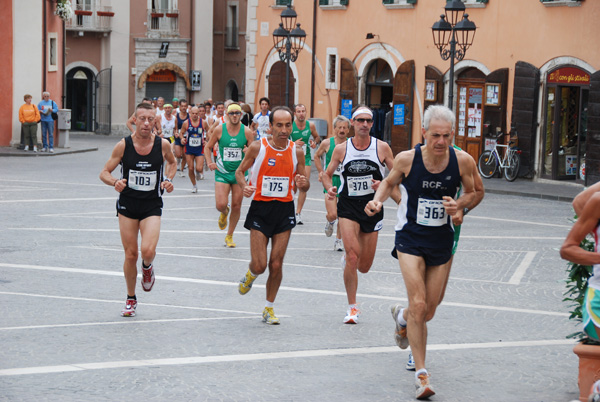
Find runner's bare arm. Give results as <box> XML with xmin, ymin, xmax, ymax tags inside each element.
<box><xmin>452</xmin><ymin>152</ymin><xmax>476</xmax><ymax>212</ymax></box>
<box><xmin>179</xmin><ymin>121</ymin><xmax>188</xmax><ymax>145</ymax></box>
<box><xmin>236</xmin><ymin>140</ymin><xmax>260</xmax><ymax>197</ymax></box>
<box><xmin>309</xmin><ymin>122</ymin><xmax>321</xmax><ymax>148</ymax></box>
<box><xmin>313</xmin><ymin>140</ymin><xmax>329</xmax><ymax>176</ymax></box>
<box><xmin>573</xmin><ymin>181</ymin><xmax>600</xmax><ymax>217</ymax></box>
<box><xmin>295</xmin><ymin>147</ymin><xmax>310</xmax><ymax>192</ymax></box>
<box><xmin>452</xmin><ymin>153</ymin><xmax>485</xmax><ymax>225</ymax></box>
<box><xmin>204</xmin><ymin>125</ymin><xmax>222</xmax><ymax>168</ymax></box>
<box><xmin>126</xmin><ymin>113</ymin><xmax>136</xmax><ymax>134</ymax></box>
<box><xmin>99</xmin><ymin>140</ymin><xmax>126</xmax><ymax>191</ymax></box>
<box><xmin>161</xmin><ymin>139</ymin><xmax>177</xmax><ymax>193</ymax></box>
<box><xmin>561</xmin><ymin>193</ymin><xmax>600</xmax><ymax>265</ymax></box>
<box><xmin>366</xmin><ymin>151</ymin><xmax>411</xmax><ymax>216</ymax></box>
<box><xmin>322</xmin><ymin>143</ymin><xmax>344</xmax><ymax>199</ymax></box>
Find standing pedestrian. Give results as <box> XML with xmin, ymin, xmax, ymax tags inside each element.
<box><xmin>99</xmin><ymin>102</ymin><xmax>177</xmax><ymax>317</ymax></box>
<box><xmin>19</xmin><ymin>94</ymin><xmax>40</xmax><ymax>152</ymax></box>
<box><xmin>38</xmin><ymin>91</ymin><xmax>58</xmax><ymax>153</ymax></box>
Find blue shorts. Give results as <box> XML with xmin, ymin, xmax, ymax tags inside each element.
<box><xmin>185</xmin><ymin>145</ymin><xmax>204</xmax><ymax>156</ymax></box>
<box><xmin>392</xmin><ymin>232</ymin><xmax>452</xmax><ymax>266</ymax></box>
<box><xmin>174</xmin><ymin>137</ymin><xmax>182</xmax><ymax>146</ymax></box>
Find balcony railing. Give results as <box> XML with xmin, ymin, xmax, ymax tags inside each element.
<box><xmin>65</xmin><ymin>1</ymin><xmax>113</xmax><ymax>33</ymax></box>
<box><xmin>147</xmin><ymin>9</ymin><xmax>179</xmax><ymax>38</ymax></box>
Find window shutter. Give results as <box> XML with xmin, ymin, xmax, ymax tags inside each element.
<box><xmin>319</xmin><ymin>0</ymin><xmax>329</xmax><ymax>4</ymax></box>
<box><xmin>340</xmin><ymin>0</ymin><xmax>349</xmax><ymax>5</ymax></box>
<box><xmin>276</xmin><ymin>0</ymin><xmax>292</xmax><ymax>6</ymax></box>
<box><xmin>475</xmin><ymin>0</ymin><xmax>488</xmax><ymax>3</ymax></box>
<box><xmin>383</xmin><ymin>0</ymin><xmax>395</xmax><ymax>4</ymax></box>
<box><xmin>407</xmin><ymin>0</ymin><xmax>417</xmax><ymax>4</ymax></box>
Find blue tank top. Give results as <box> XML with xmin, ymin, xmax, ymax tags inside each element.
<box><xmin>395</xmin><ymin>144</ymin><xmax>461</xmax><ymax>249</ymax></box>
<box><xmin>176</xmin><ymin>113</ymin><xmax>188</xmax><ymax>130</ymax></box>
<box><xmin>186</xmin><ymin>118</ymin><xmax>203</xmax><ymax>148</ymax></box>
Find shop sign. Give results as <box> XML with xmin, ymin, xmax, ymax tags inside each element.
<box><xmin>147</xmin><ymin>69</ymin><xmax>176</xmax><ymax>82</ymax></box>
<box><xmin>341</xmin><ymin>99</ymin><xmax>352</xmax><ymax>119</ymax></box>
<box><xmin>394</xmin><ymin>104</ymin><xmax>405</xmax><ymax>125</ymax></box>
<box><xmin>547</xmin><ymin>67</ymin><xmax>590</xmax><ymax>85</ymax></box>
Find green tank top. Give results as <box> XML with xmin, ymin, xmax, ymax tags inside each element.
<box><xmin>324</xmin><ymin>137</ymin><xmax>344</xmax><ymax>193</ymax></box>
<box><xmin>216</xmin><ymin>124</ymin><xmax>247</xmax><ymax>173</ymax></box>
<box><xmin>291</xmin><ymin>121</ymin><xmax>312</xmax><ymax>163</ymax></box>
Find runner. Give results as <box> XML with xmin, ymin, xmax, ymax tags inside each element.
<box><xmin>160</xmin><ymin>103</ymin><xmax>177</xmax><ymax>148</ymax></box>
<box><xmin>174</xmin><ymin>99</ymin><xmax>189</xmax><ymax>177</ymax></box>
<box><xmin>314</xmin><ymin>115</ymin><xmax>350</xmax><ymax>251</ymax></box>
<box><xmin>99</xmin><ymin>102</ymin><xmax>176</xmax><ymax>317</ymax></box>
<box><xmin>251</xmin><ymin>97</ymin><xmax>271</xmax><ymax>140</ymax></box>
<box><xmin>365</xmin><ymin>104</ymin><xmax>477</xmax><ymax>399</ymax></box>
<box><xmin>291</xmin><ymin>104</ymin><xmax>321</xmax><ymax>224</ymax></box>
<box><xmin>205</xmin><ymin>103</ymin><xmax>255</xmax><ymax>247</ymax></box>
<box><xmin>126</xmin><ymin>97</ymin><xmax>161</xmax><ymax>135</ymax></box>
<box><xmin>321</xmin><ymin>105</ymin><xmax>398</xmax><ymax>324</ymax></box>
<box><xmin>155</xmin><ymin>97</ymin><xmax>165</xmax><ymax>118</ymax></box>
<box><xmin>236</xmin><ymin>106</ymin><xmax>308</xmax><ymax>324</ymax></box>
<box><xmin>180</xmin><ymin>106</ymin><xmax>208</xmax><ymax>193</ymax></box>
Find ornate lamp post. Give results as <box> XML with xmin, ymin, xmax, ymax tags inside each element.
<box><xmin>272</xmin><ymin>5</ymin><xmax>306</xmax><ymax>107</ymax></box>
<box><xmin>431</xmin><ymin>0</ymin><xmax>476</xmax><ymax>111</ymax></box>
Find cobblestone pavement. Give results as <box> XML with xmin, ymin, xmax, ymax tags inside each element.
<box><xmin>0</xmin><ymin>135</ymin><xmax>582</xmax><ymax>401</ymax></box>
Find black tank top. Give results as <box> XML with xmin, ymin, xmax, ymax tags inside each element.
<box><xmin>120</xmin><ymin>135</ymin><xmax>164</xmax><ymax>199</ymax></box>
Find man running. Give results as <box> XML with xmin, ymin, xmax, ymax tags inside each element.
<box><xmin>236</xmin><ymin>106</ymin><xmax>308</xmax><ymax>325</ymax></box>
<box><xmin>251</xmin><ymin>97</ymin><xmax>271</xmax><ymax>140</ymax></box>
<box><xmin>291</xmin><ymin>104</ymin><xmax>321</xmax><ymax>224</ymax></box>
<box><xmin>174</xmin><ymin>99</ymin><xmax>189</xmax><ymax>177</ymax></box>
<box><xmin>205</xmin><ymin>103</ymin><xmax>255</xmax><ymax>248</ymax></box>
<box><xmin>180</xmin><ymin>106</ymin><xmax>208</xmax><ymax>193</ymax></box>
<box><xmin>155</xmin><ymin>97</ymin><xmax>165</xmax><ymax>118</ymax></box>
<box><xmin>365</xmin><ymin>105</ymin><xmax>476</xmax><ymax>399</ymax></box>
<box><xmin>160</xmin><ymin>104</ymin><xmax>177</xmax><ymax>147</ymax></box>
<box><xmin>321</xmin><ymin>105</ymin><xmax>397</xmax><ymax>324</ymax></box>
<box><xmin>99</xmin><ymin>102</ymin><xmax>176</xmax><ymax>317</ymax></box>
<box><xmin>126</xmin><ymin>97</ymin><xmax>161</xmax><ymax>135</ymax></box>
<box><xmin>314</xmin><ymin>115</ymin><xmax>350</xmax><ymax>251</ymax></box>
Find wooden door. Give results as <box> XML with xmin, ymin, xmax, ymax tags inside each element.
<box><xmin>391</xmin><ymin>60</ymin><xmax>414</xmax><ymax>155</ymax></box>
<box><xmin>268</xmin><ymin>61</ymin><xmax>295</xmax><ymax>108</ymax></box>
<box><xmin>455</xmin><ymin>84</ymin><xmax>484</xmax><ymax>161</ymax></box>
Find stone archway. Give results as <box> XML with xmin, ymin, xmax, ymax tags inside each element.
<box><xmin>137</xmin><ymin>62</ymin><xmax>191</xmax><ymax>90</ymax></box>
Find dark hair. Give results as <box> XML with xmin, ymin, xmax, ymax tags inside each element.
<box><xmin>135</xmin><ymin>102</ymin><xmax>155</xmax><ymax>116</ymax></box>
<box><xmin>215</xmin><ymin>101</ymin><xmax>224</xmax><ymax>107</ymax></box>
<box><xmin>259</xmin><ymin>97</ymin><xmax>270</xmax><ymax>106</ymax></box>
<box><xmin>269</xmin><ymin>106</ymin><xmax>293</xmax><ymax>124</ymax></box>
<box><xmin>142</xmin><ymin>97</ymin><xmax>151</xmax><ymax>102</ymax></box>
<box><xmin>178</xmin><ymin>98</ymin><xmax>188</xmax><ymax>105</ymax></box>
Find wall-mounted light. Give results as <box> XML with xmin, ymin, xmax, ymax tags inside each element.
<box><xmin>365</xmin><ymin>33</ymin><xmax>378</xmax><ymax>40</ymax></box>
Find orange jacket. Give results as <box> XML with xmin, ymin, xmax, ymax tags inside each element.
<box><xmin>19</xmin><ymin>103</ymin><xmax>40</xmax><ymax>124</ymax></box>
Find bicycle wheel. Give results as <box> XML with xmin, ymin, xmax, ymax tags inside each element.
<box><xmin>478</xmin><ymin>151</ymin><xmax>497</xmax><ymax>179</ymax></box>
<box><xmin>504</xmin><ymin>151</ymin><xmax>520</xmax><ymax>182</ymax></box>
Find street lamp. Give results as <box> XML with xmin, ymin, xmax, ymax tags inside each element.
<box><xmin>431</xmin><ymin>0</ymin><xmax>476</xmax><ymax>111</ymax></box>
<box><xmin>272</xmin><ymin>5</ymin><xmax>306</xmax><ymax>107</ymax></box>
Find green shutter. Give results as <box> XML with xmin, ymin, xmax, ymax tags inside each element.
<box><xmin>383</xmin><ymin>0</ymin><xmax>395</xmax><ymax>4</ymax></box>
<box><xmin>276</xmin><ymin>0</ymin><xmax>292</xmax><ymax>5</ymax></box>
<box><xmin>475</xmin><ymin>0</ymin><xmax>488</xmax><ymax>3</ymax></box>
<box><xmin>340</xmin><ymin>0</ymin><xmax>349</xmax><ymax>5</ymax></box>
<box><xmin>319</xmin><ymin>0</ymin><xmax>329</xmax><ymax>4</ymax></box>
<box><xmin>407</xmin><ymin>0</ymin><xmax>417</xmax><ymax>4</ymax></box>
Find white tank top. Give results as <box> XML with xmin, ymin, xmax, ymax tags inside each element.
<box><xmin>161</xmin><ymin>114</ymin><xmax>176</xmax><ymax>138</ymax></box>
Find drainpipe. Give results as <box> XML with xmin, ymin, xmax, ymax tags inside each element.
<box><xmin>62</xmin><ymin>19</ymin><xmax>66</xmax><ymax>107</ymax></box>
<box><xmin>189</xmin><ymin>0</ymin><xmax>194</xmax><ymax>103</ymax></box>
<box><xmin>43</xmin><ymin>0</ymin><xmax>47</xmax><ymax>91</ymax></box>
<box><xmin>309</xmin><ymin>0</ymin><xmax>317</xmax><ymax>117</ymax></box>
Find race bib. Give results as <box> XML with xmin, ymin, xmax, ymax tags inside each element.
<box><xmin>189</xmin><ymin>136</ymin><xmax>202</xmax><ymax>147</ymax></box>
<box><xmin>347</xmin><ymin>175</ymin><xmax>373</xmax><ymax>197</ymax></box>
<box><xmin>128</xmin><ymin>170</ymin><xmax>157</xmax><ymax>192</ymax></box>
<box><xmin>261</xmin><ymin>176</ymin><xmax>289</xmax><ymax>198</ymax></box>
<box><xmin>163</xmin><ymin>127</ymin><xmax>173</xmax><ymax>138</ymax></box>
<box><xmin>416</xmin><ymin>198</ymin><xmax>447</xmax><ymax>227</ymax></box>
<box><xmin>334</xmin><ymin>164</ymin><xmax>342</xmax><ymax>176</ymax></box>
<box><xmin>223</xmin><ymin>147</ymin><xmax>242</xmax><ymax>162</ymax></box>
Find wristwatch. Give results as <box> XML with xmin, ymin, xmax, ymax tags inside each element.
<box><xmin>463</xmin><ymin>207</ymin><xmax>470</xmax><ymax>215</ymax></box>
<box><xmin>164</xmin><ymin>178</ymin><xmax>172</xmax><ymax>183</ymax></box>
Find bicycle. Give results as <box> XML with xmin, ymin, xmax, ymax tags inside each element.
<box><xmin>478</xmin><ymin>131</ymin><xmax>521</xmax><ymax>182</ymax></box>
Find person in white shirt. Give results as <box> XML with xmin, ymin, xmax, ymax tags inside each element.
<box><xmin>251</xmin><ymin>97</ymin><xmax>271</xmax><ymax>140</ymax></box>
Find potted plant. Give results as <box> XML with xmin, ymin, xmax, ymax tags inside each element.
<box><xmin>564</xmin><ymin>226</ymin><xmax>600</xmax><ymax>402</ymax></box>
<box><xmin>55</xmin><ymin>0</ymin><xmax>74</xmax><ymax>21</ymax></box>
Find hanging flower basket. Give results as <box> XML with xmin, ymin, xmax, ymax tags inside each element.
<box><xmin>151</xmin><ymin>12</ymin><xmax>164</xmax><ymax>18</ymax></box>
<box><xmin>55</xmin><ymin>0</ymin><xmax>74</xmax><ymax>21</ymax></box>
<box><xmin>166</xmin><ymin>13</ymin><xmax>178</xmax><ymax>18</ymax></box>
<box><xmin>74</xmin><ymin>10</ymin><xmax>93</xmax><ymax>16</ymax></box>
<box><xmin>97</xmin><ymin>11</ymin><xmax>115</xmax><ymax>17</ymax></box>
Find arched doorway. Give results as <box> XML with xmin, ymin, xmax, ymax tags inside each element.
<box><xmin>365</xmin><ymin>59</ymin><xmax>393</xmax><ymax>140</ymax></box>
<box><xmin>67</xmin><ymin>67</ymin><xmax>94</xmax><ymax>131</ymax></box>
<box><xmin>145</xmin><ymin>69</ymin><xmax>176</xmax><ymax>101</ymax></box>
<box><xmin>226</xmin><ymin>80</ymin><xmax>239</xmax><ymax>102</ymax></box>
<box><xmin>268</xmin><ymin>61</ymin><xmax>295</xmax><ymax>108</ymax></box>
<box><xmin>454</xmin><ymin>67</ymin><xmax>486</xmax><ymax>160</ymax></box>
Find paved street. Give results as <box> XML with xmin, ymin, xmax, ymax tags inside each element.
<box><xmin>0</xmin><ymin>135</ymin><xmax>583</xmax><ymax>401</ymax></box>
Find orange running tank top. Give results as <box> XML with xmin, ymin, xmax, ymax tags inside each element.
<box><xmin>249</xmin><ymin>137</ymin><xmax>298</xmax><ymax>202</ymax></box>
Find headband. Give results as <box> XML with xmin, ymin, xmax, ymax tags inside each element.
<box><xmin>164</xmin><ymin>104</ymin><xmax>173</xmax><ymax>108</ymax></box>
<box><xmin>227</xmin><ymin>104</ymin><xmax>242</xmax><ymax>113</ymax></box>
<box><xmin>352</xmin><ymin>107</ymin><xmax>373</xmax><ymax>120</ymax></box>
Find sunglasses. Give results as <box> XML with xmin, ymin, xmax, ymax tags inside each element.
<box><xmin>228</xmin><ymin>111</ymin><xmax>242</xmax><ymax>116</ymax></box>
<box><xmin>355</xmin><ymin>118</ymin><xmax>373</xmax><ymax>124</ymax></box>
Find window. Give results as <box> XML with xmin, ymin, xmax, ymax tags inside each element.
<box><xmin>226</xmin><ymin>2</ymin><xmax>239</xmax><ymax>49</ymax></box>
<box><xmin>325</xmin><ymin>48</ymin><xmax>339</xmax><ymax>90</ymax></box>
<box><xmin>319</xmin><ymin>0</ymin><xmax>349</xmax><ymax>5</ymax></box>
<box><xmin>275</xmin><ymin>0</ymin><xmax>292</xmax><ymax>6</ymax></box>
<box><xmin>451</xmin><ymin>0</ymin><xmax>488</xmax><ymax>7</ymax></box>
<box><xmin>540</xmin><ymin>0</ymin><xmax>583</xmax><ymax>6</ymax></box>
<box><xmin>48</xmin><ymin>32</ymin><xmax>58</xmax><ymax>72</ymax></box>
<box><xmin>382</xmin><ymin>0</ymin><xmax>417</xmax><ymax>9</ymax></box>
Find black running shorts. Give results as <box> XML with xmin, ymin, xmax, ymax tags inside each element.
<box><xmin>244</xmin><ymin>200</ymin><xmax>296</xmax><ymax>238</ymax></box>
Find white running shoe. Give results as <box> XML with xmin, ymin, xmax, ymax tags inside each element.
<box><xmin>296</xmin><ymin>213</ymin><xmax>303</xmax><ymax>225</ymax></box>
<box><xmin>179</xmin><ymin>170</ymin><xmax>185</xmax><ymax>177</ymax></box>
<box><xmin>192</xmin><ymin>186</ymin><xmax>197</xmax><ymax>193</ymax></box>
<box><xmin>324</xmin><ymin>221</ymin><xmax>334</xmax><ymax>237</ymax></box>
<box><xmin>415</xmin><ymin>373</ymin><xmax>435</xmax><ymax>400</ymax></box>
<box><xmin>406</xmin><ymin>352</ymin><xmax>415</xmax><ymax>371</ymax></box>
<box><xmin>24</xmin><ymin>146</ymin><xmax>29</xmax><ymax>151</ymax></box>
<box><xmin>343</xmin><ymin>306</ymin><xmax>360</xmax><ymax>324</ymax></box>
<box><xmin>33</xmin><ymin>146</ymin><xmax>38</xmax><ymax>152</ymax></box>
<box><xmin>334</xmin><ymin>238</ymin><xmax>344</xmax><ymax>251</ymax></box>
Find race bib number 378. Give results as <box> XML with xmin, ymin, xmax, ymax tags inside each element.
<box><xmin>347</xmin><ymin>175</ymin><xmax>373</xmax><ymax>197</ymax></box>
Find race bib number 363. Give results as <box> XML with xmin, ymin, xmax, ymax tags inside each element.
<box><xmin>261</xmin><ymin>176</ymin><xmax>289</xmax><ymax>198</ymax></box>
<box><xmin>416</xmin><ymin>198</ymin><xmax>446</xmax><ymax>227</ymax></box>
<box><xmin>128</xmin><ymin>170</ymin><xmax>157</xmax><ymax>192</ymax></box>
<box><xmin>347</xmin><ymin>175</ymin><xmax>373</xmax><ymax>197</ymax></box>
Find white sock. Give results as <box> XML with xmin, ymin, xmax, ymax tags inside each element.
<box><xmin>415</xmin><ymin>368</ymin><xmax>428</xmax><ymax>379</ymax></box>
<box><xmin>265</xmin><ymin>301</ymin><xmax>274</xmax><ymax>308</ymax></box>
<box><xmin>398</xmin><ymin>308</ymin><xmax>407</xmax><ymax>326</ymax></box>
<box><xmin>348</xmin><ymin>304</ymin><xmax>357</xmax><ymax>310</ymax></box>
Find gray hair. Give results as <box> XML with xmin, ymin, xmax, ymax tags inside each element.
<box><xmin>423</xmin><ymin>104</ymin><xmax>455</xmax><ymax>131</ymax></box>
<box><xmin>42</xmin><ymin>91</ymin><xmax>50</xmax><ymax>97</ymax></box>
<box><xmin>333</xmin><ymin>115</ymin><xmax>350</xmax><ymax>129</ymax></box>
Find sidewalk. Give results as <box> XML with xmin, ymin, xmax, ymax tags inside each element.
<box><xmin>0</xmin><ymin>133</ymin><xmax>103</xmax><ymax>157</ymax></box>
<box><xmin>482</xmin><ymin>176</ymin><xmax>583</xmax><ymax>202</ymax></box>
